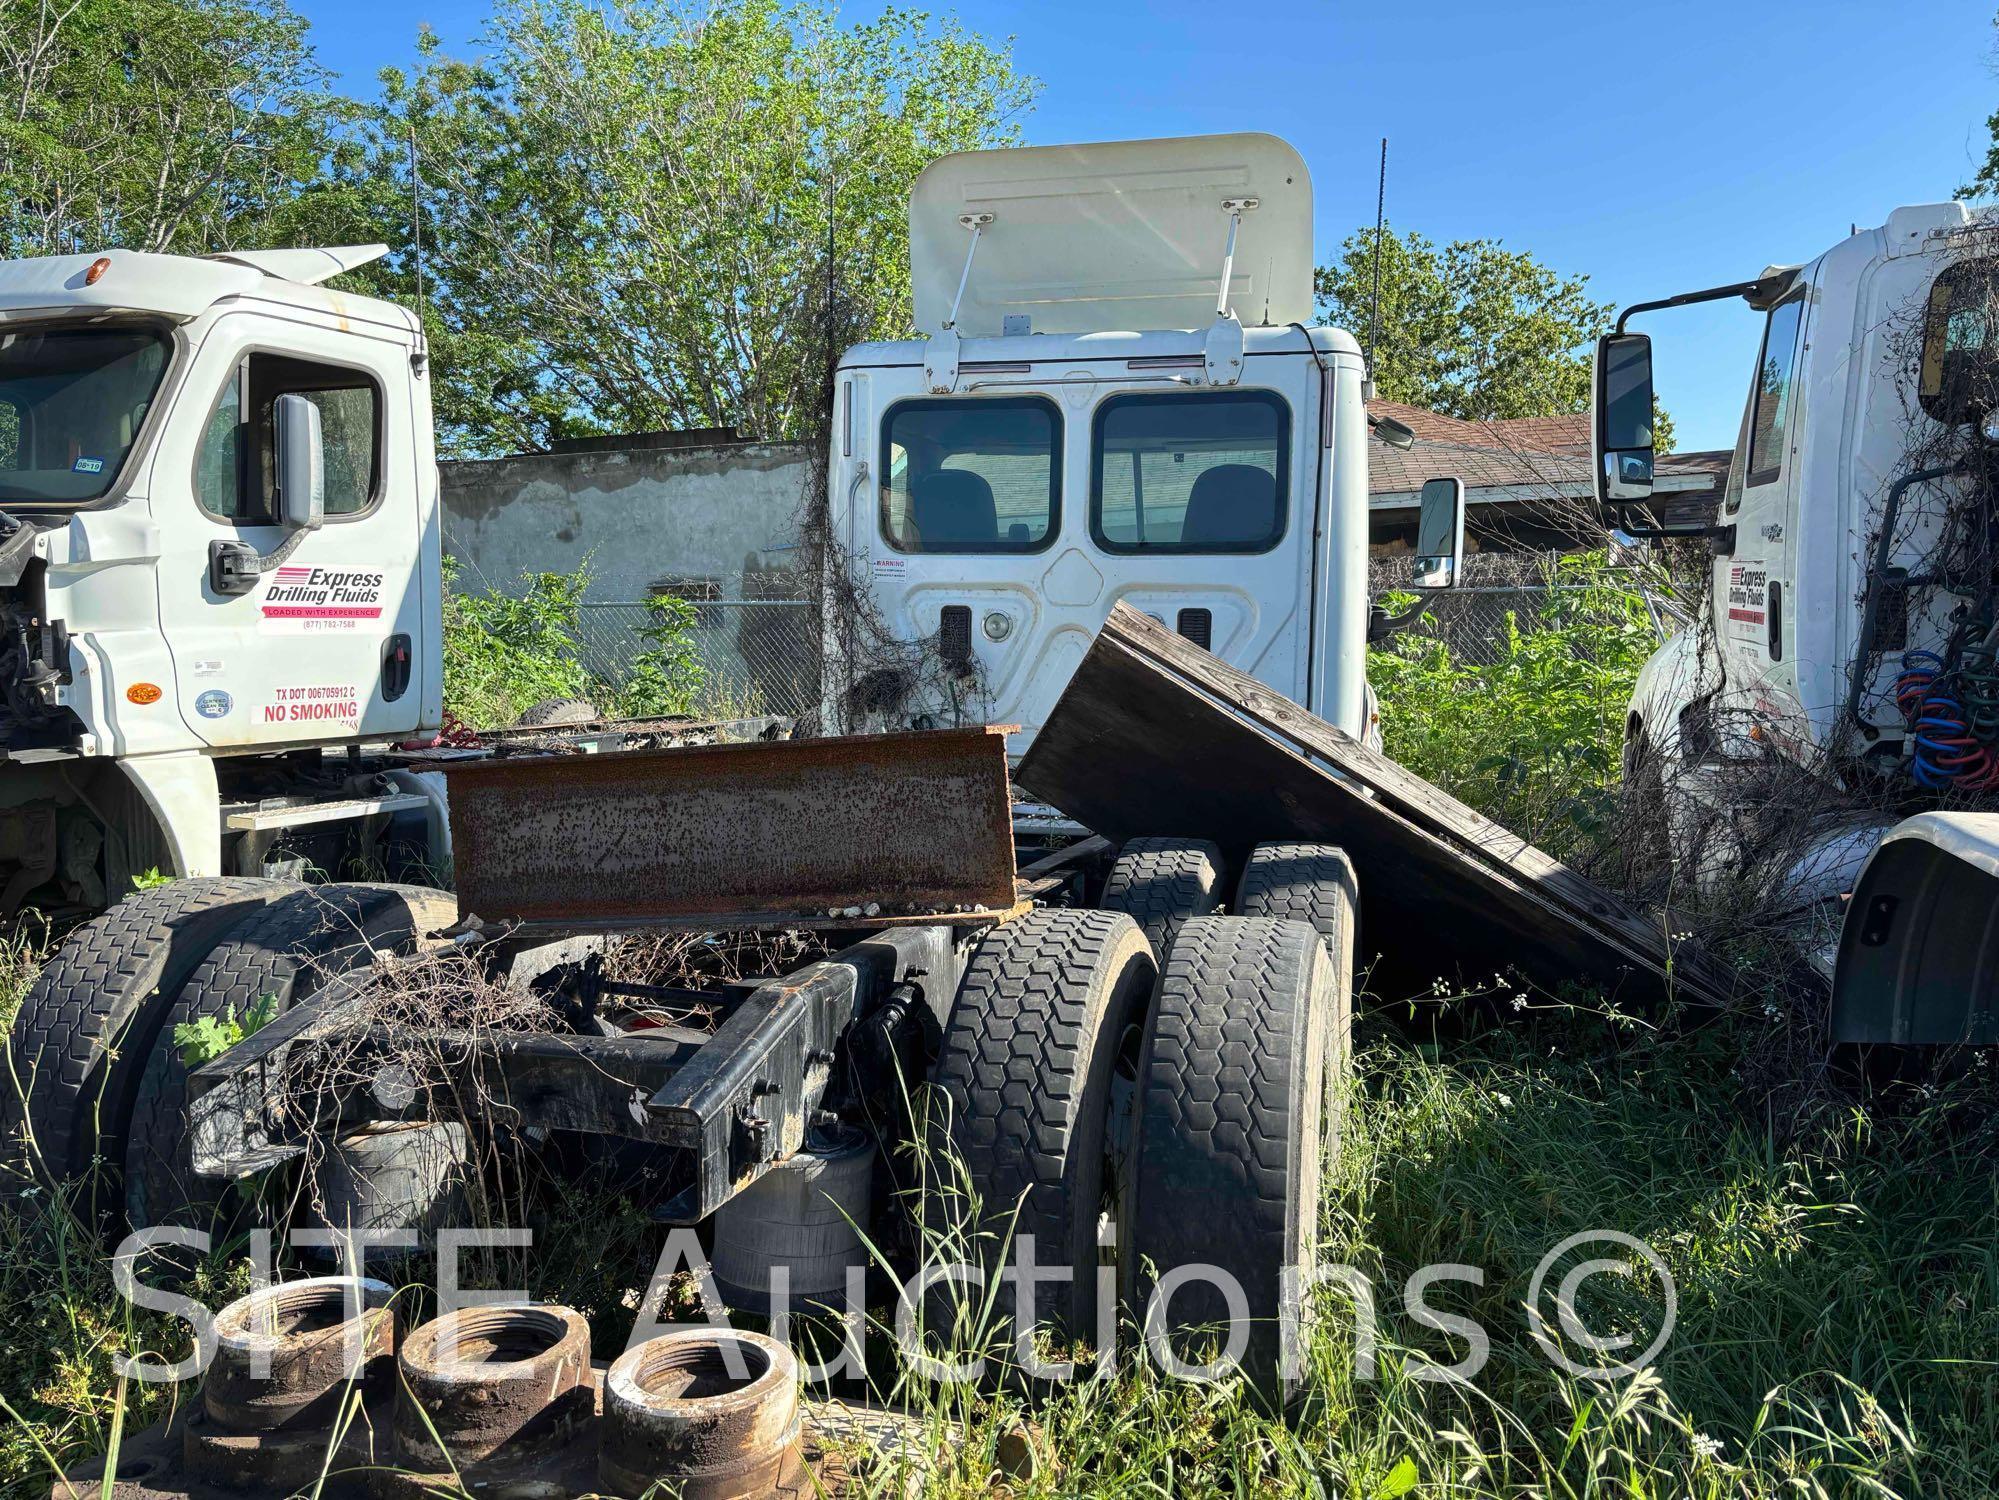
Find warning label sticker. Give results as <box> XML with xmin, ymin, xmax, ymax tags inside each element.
<box><xmin>263</xmin><ymin>684</ymin><xmax>360</xmax><ymax>728</ymax></box>
<box><xmin>1725</xmin><ymin>561</ymin><xmax>1767</xmax><ymax>641</ymax></box>
<box><xmin>261</xmin><ymin>566</ymin><xmax>386</xmax><ymax>633</ymax></box>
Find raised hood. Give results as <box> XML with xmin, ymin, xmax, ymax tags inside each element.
<box><xmin>909</xmin><ymin>132</ymin><xmax>1313</xmax><ymax>338</ymax></box>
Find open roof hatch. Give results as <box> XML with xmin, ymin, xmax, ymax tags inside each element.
<box><xmin>909</xmin><ymin>133</ymin><xmax>1313</xmax><ymax>338</ymax></box>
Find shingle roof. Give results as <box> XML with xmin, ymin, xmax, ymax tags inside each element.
<box><xmin>1367</xmin><ymin>400</ymin><xmax>1729</xmax><ymax>499</ymax></box>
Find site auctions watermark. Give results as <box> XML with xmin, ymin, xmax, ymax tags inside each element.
<box><xmin>112</xmin><ymin>1224</ymin><xmax>1675</xmax><ymax>1388</ymax></box>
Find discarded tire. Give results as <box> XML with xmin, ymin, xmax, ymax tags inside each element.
<box><xmin>123</xmin><ymin>881</ymin><xmax>458</xmax><ymax>1228</ymax></box>
<box><xmin>1127</xmin><ymin>914</ymin><xmax>1352</xmax><ymax>1397</ymax></box>
<box><xmin>4</xmin><ymin>877</ymin><xmax>287</xmax><ymax>1196</ymax></box>
<box><xmin>927</xmin><ymin>908</ymin><xmax>1157</xmax><ymax>1350</ymax></box>
<box><xmin>515</xmin><ymin>696</ymin><xmax>600</xmax><ymax>729</ymax></box>
<box><xmin>1099</xmin><ymin>836</ymin><xmax>1225</xmax><ymax>958</ymax></box>
<box><xmin>601</xmin><ymin>1328</ymin><xmax>807</xmax><ymax>1498</ymax></box>
<box><xmin>711</xmin><ymin>1123</ymin><xmax>874</xmax><ymax>1314</ymax></box>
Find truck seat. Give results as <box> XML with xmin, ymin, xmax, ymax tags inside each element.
<box><xmin>911</xmin><ymin>469</ymin><xmax>999</xmax><ymax>549</ymax></box>
<box><xmin>1180</xmin><ymin>464</ymin><xmax>1276</xmax><ymax>547</ymax></box>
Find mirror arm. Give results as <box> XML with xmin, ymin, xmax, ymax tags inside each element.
<box><xmin>1614</xmin><ymin>272</ymin><xmax>1797</xmax><ymax>333</ymax></box>
<box><xmin>1367</xmin><ymin>596</ymin><xmax>1434</xmax><ymax>645</ymax></box>
<box><xmin>1605</xmin><ymin>514</ymin><xmax>1736</xmax><ymax>543</ymax></box>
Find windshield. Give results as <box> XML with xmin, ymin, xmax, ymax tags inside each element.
<box><xmin>0</xmin><ymin>326</ymin><xmax>171</xmax><ymax>506</ymax></box>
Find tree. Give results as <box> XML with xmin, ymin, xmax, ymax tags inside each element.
<box><xmin>0</xmin><ymin>0</ymin><xmax>340</xmax><ymax>257</ymax></box>
<box><xmin>1316</xmin><ymin>224</ymin><xmax>1615</xmax><ymax>424</ymax></box>
<box><xmin>358</xmin><ymin>0</ymin><xmax>1037</xmax><ymax>456</ymax></box>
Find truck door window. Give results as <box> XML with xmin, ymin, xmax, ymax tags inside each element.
<box><xmin>0</xmin><ymin>325</ymin><xmax>170</xmax><ymax>506</ymax></box>
<box><xmin>880</xmin><ymin>397</ymin><xmax>1059</xmax><ymax>553</ymax></box>
<box><xmin>1744</xmin><ymin>295</ymin><xmax>1804</xmax><ymax>490</ymax></box>
<box><xmin>1091</xmin><ymin>391</ymin><xmax>1289</xmax><ymax>553</ymax></box>
<box><xmin>196</xmin><ymin>353</ymin><xmax>382</xmax><ymax>523</ymax></box>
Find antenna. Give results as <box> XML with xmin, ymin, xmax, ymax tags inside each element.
<box><xmin>407</xmin><ymin>122</ymin><xmax>426</xmax><ymax>310</ymax></box>
<box><xmin>1366</xmin><ymin>137</ymin><xmax>1387</xmax><ymax>390</ymax></box>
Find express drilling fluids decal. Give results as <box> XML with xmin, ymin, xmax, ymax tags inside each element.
<box><xmin>261</xmin><ymin>566</ymin><xmax>386</xmax><ymax>632</ymax></box>
<box><xmin>1726</xmin><ymin>561</ymin><xmax>1768</xmax><ymax>640</ymax></box>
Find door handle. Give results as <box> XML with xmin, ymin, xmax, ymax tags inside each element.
<box><xmin>209</xmin><ymin>540</ymin><xmax>262</xmax><ymax>596</ymax></box>
<box><xmin>383</xmin><ymin>634</ymin><xmax>412</xmax><ymax>702</ymax></box>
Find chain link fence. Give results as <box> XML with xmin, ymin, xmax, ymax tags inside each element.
<box><xmin>569</xmin><ymin>555</ymin><xmax>1681</xmax><ymax>720</ymax></box>
<box><xmin>1367</xmin><ymin>552</ymin><xmax>1689</xmax><ymax>667</ymax></box>
<box><xmin>579</xmin><ymin>599</ymin><xmax>821</xmax><ymax>718</ymax></box>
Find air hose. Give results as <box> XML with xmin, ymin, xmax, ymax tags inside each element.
<box><xmin>1958</xmin><ymin>619</ymin><xmax>1999</xmax><ymax>742</ymax></box>
<box><xmin>1897</xmin><ymin>648</ymin><xmax>1999</xmax><ymax>790</ymax></box>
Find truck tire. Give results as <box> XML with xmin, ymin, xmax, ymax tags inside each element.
<box><xmin>925</xmin><ymin>908</ymin><xmax>1156</xmax><ymax>1352</ymax></box>
<box><xmin>515</xmin><ymin>696</ymin><xmax>599</xmax><ymax>729</ymax></box>
<box><xmin>124</xmin><ymin>882</ymin><xmax>457</xmax><ymax>1228</ymax></box>
<box><xmin>3</xmin><ymin>878</ymin><xmax>288</xmax><ymax>1197</ymax></box>
<box><xmin>1128</xmin><ymin>915</ymin><xmax>1351</xmax><ymax>1398</ymax></box>
<box><xmin>1099</xmin><ymin>837</ymin><xmax>1225</xmax><ymax>959</ymax></box>
<box><xmin>1236</xmin><ymin>842</ymin><xmax>1360</xmax><ymax>985</ymax></box>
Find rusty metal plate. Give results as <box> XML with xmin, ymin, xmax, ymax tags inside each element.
<box><xmin>445</xmin><ymin>727</ymin><xmax>1020</xmax><ymax>927</ymax></box>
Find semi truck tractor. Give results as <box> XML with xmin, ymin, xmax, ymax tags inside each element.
<box><xmin>1440</xmin><ymin>203</ymin><xmax>1999</xmax><ymax>1042</ymax></box>
<box><xmin>0</xmin><ymin>245</ymin><xmax>449</xmax><ymax>912</ymax></box>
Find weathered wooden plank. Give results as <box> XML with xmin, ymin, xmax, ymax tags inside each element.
<box><xmin>1098</xmin><ymin>604</ymin><xmax>1653</xmax><ymax>934</ymax></box>
<box><xmin>1016</xmin><ymin>602</ymin><xmax>1732</xmax><ymax>1007</ymax></box>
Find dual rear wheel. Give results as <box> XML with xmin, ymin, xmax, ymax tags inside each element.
<box><xmin>927</xmin><ymin>837</ymin><xmax>1358</xmax><ymax>1393</ymax></box>
<box><xmin>4</xmin><ymin>878</ymin><xmax>454</xmax><ymax>1228</ymax></box>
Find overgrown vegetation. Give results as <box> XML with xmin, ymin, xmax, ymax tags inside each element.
<box><xmin>170</xmin><ymin>995</ymin><xmax>277</xmax><ymax>1067</ymax></box>
<box><xmin>1370</xmin><ymin>551</ymin><xmax>1667</xmax><ymax>862</ymax></box>
<box><xmin>1</xmin><ymin>999</ymin><xmax>1992</xmax><ymax>1496</ymax></box>
<box><xmin>441</xmin><ymin>558</ymin><xmax>704</xmax><ymax>727</ymax></box>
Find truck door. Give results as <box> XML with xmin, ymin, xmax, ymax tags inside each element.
<box><xmin>153</xmin><ymin>317</ymin><xmax>424</xmax><ymax>747</ymax></box>
<box><xmin>1715</xmin><ymin>287</ymin><xmax>1807</xmax><ymax>724</ymax></box>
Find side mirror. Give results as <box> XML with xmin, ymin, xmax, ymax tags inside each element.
<box><xmin>1593</xmin><ymin>331</ymin><xmax>1655</xmax><ymax>509</ymax></box>
<box><xmin>274</xmin><ymin>393</ymin><xmax>324</xmax><ymax>531</ymax></box>
<box><xmin>1412</xmin><ymin>476</ymin><xmax>1465</xmax><ymax>589</ymax></box>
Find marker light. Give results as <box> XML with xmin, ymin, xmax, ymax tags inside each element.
<box><xmin>84</xmin><ymin>257</ymin><xmax>111</xmax><ymax>286</ymax></box>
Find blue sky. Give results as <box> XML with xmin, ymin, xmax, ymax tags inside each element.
<box><xmin>294</xmin><ymin>0</ymin><xmax>1999</xmax><ymax>451</ymax></box>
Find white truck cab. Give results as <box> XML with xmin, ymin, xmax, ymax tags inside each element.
<box><xmin>1571</xmin><ymin>202</ymin><xmax>1999</xmax><ymax>1039</ymax></box>
<box><xmin>823</xmin><ymin>134</ymin><xmax>1377</xmax><ymax>748</ymax></box>
<box><xmin>0</xmin><ymin>245</ymin><xmax>442</xmax><ymax>905</ymax></box>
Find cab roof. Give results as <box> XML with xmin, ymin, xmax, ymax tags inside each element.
<box><xmin>0</xmin><ymin>245</ymin><xmax>413</xmax><ymax>333</ymax></box>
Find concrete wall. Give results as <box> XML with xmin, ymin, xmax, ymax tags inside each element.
<box><xmin>440</xmin><ymin>440</ymin><xmax>814</xmax><ymax>600</ymax></box>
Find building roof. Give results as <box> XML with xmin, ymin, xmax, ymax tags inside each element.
<box><xmin>1367</xmin><ymin>398</ymin><xmax>1730</xmax><ymax>505</ymax></box>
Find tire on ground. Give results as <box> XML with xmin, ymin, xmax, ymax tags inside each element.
<box><xmin>514</xmin><ymin>696</ymin><xmax>599</xmax><ymax>729</ymax></box>
<box><xmin>925</xmin><ymin>908</ymin><xmax>1156</xmax><ymax>1356</ymax></box>
<box><xmin>4</xmin><ymin>878</ymin><xmax>289</xmax><ymax>1197</ymax></box>
<box><xmin>1128</xmin><ymin>914</ymin><xmax>1353</xmax><ymax>1398</ymax></box>
<box><xmin>1099</xmin><ymin>837</ymin><xmax>1225</xmax><ymax>959</ymax></box>
<box><xmin>124</xmin><ymin>882</ymin><xmax>458</xmax><ymax>1228</ymax></box>
<box><xmin>1236</xmin><ymin>842</ymin><xmax>1359</xmax><ymax>988</ymax></box>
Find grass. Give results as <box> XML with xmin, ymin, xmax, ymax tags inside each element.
<box><xmin>0</xmin><ymin>988</ymin><xmax>1993</xmax><ymax>1496</ymax></box>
